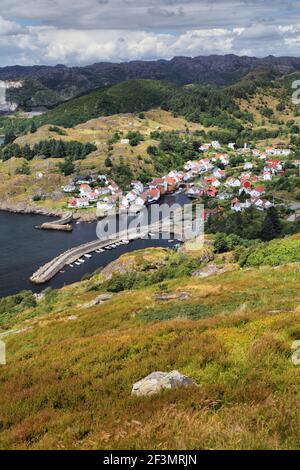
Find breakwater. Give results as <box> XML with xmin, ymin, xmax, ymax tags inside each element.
<box><xmin>37</xmin><ymin>212</ymin><xmax>73</xmax><ymax>232</ymax></box>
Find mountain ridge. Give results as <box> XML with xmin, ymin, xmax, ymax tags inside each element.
<box><xmin>4</xmin><ymin>54</ymin><xmax>300</xmax><ymax>109</ymax></box>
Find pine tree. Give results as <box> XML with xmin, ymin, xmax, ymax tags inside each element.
<box><xmin>260</xmin><ymin>207</ymin><xmax>281</xmax><ymax>241</ymax></box>
<box><xmin>23</xmin><ymin>144</ymin><xmax>33</xmax><ymax>161</ymax></box>
<box><xmin>30</xmin><ymin>122</ymin><xmax>37</xmax><ymax>134</ymax></box>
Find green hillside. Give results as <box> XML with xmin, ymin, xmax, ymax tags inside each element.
<box><xmin>35</xmin><ymin>80</ymin><xmax>176</xmax><ymax>128</ymax></box>
<box><xmin>33</xmin><ymin>78</ymin><xmax>249</xmax><ymax>129</ymax></box>
<box><xmin>1</xmin><ymin>242</ymin><xmax>300</xmax><ymax>449</ymax></box>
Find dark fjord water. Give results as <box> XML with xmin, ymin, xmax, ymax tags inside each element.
<box><xmin>0</xmin><ymin>193</ymin><xmax>190</xmax><ymax>298</ymax></box>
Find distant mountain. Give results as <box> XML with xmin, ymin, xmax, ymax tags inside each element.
<box><xmin>4</xmin><ymin>54</ymin><xmax>300</xmax><ymax>109</ymax></box>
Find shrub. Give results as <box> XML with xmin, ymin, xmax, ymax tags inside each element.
<box><xmin>137</xmin><ymin>303</ymin><xmax>212</xmax><ymax>323</ymax></box>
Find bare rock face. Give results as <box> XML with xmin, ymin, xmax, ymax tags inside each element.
<box><xmin>155</xmin><ymin>292</ymin><xmax>191</xmax><ymax>301</ymax></box>
<box><xmin>193</xmin><ymin>263</ymin><xmax>229</xmax><ymax>278</ymax></box>
<box><xmin>131</xmin><ymin>371</ymin><xmax>197</xmax><ymax>397</ymax></box>
<box><xmin>83</xmin><ymin>294</ymin><xmax>113</xmax><ymax>309</ymax></box>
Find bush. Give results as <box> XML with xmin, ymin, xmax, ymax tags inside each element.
<box><xmin>137</xmin><ymin>303</ymin><xmax>212</xmax><ymax>323</ymax></box>
<box><xmin>0</xmin><ymin>291</ymin><xmax>37</xmax><ymax>327</ymax></box>
<box><xmin>239</xmin><ymin>238</ymin><xmax>300</xmax><ymax>267</ymax></box>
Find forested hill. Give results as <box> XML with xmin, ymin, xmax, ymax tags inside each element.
<box><xmin>5</xmin><ymin>54</ymin><xmax>300</xmax><ymax>109</ymax></box>
<box><xmin>32</xmin><ymin>78</ymin><xmax>256</xmax><ymax>128</ymax></box>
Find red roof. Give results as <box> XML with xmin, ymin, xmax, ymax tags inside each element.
<box><xmin>149</xmin><ymin>189</ymin><xmax>160</xmax><ymax>197</ymax></box>
<box><xmin>253</xmin><ymin>186</ymin><xmax>265</xmax><ymax>193</ymax></box>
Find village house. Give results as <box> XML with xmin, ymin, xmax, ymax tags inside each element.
<box><xmin>149</xmin><ymin>178</ymin><xmax>168</xmax><ymax>195</ymax></box>
<box><xmin>107</xmin><ymin>180</ymin><xmax>121</xmax><ymax>194</ymax></box>
<box><xmin>226</xmin><ymin>177</ymin><xmax>241</xmax><ymax>188</ymax></box>
<box><xmin>265</xmin><ymin>146</ymin><xmax>291</xmax><ymax>157</ymax></box>
<box><xmin>199</xmin><ymin>158</ymin><xmax>214</xmax><ymax>172</ymax></box>
<box><xmin>164</xmin><ymin>176</ymin><xmax>177</xmax><ymax>193</ymax></box>
<box><xmin>146</xmin><ymin>188</ymin><xmax>161</xmax><ymax>203</ymax></box>
<box><xmin>228</xmin><ymin>143</ymin><xmax>236</xmax><ymax>151</ymax></box>
<box><xmin>73</xmin><ymin>175</ymin><xmax>95</xmax><ymax>185</ymax></box>
<box><xmin>263</xmin><ymin>170</ymin><xmax>273</xmax><ymax>181</ymax></box>
<box><xmin>217</xmin><ymin>192</ymin><xmax>231</xmax><ymax>200</ymax></box>
<box><xmin>97</xmin><ymin>174</ymin><xmax>107</xmax><ymax>184</ymax></box>
<box><xmin>167</xmin><ymin>170</ymin><xmax>185</xmax><ymax>183</ymax></box>
<box><xmin>244</xmin><ymin>162</ymin><xmax>253</xmax><ymax>170</ymax></box>
<box><xmin>131</xmin><ymin>180</ymin><xmax>144</xmax><ymax>194</ymax></box>
<box><xmin>96</xmin><ymin>200</ymin><xmax>116</xmax><ymax>214</ymax></box>
<box><xmin>250</xmin><ymin>198</ymin><xmax>274</xmax><ymax>211</ymax></box>
<box><xmin>212</xmin><ymin>153</ymin><xmax>230</xmax><ymax>166</ymax></box>
<box><xmin>266</xmin><ymin>159</ymin><xmax>283</xmax><ymax>174</ymax></box>
<box><xmin>250</xmin><ymin>186</ymin><xmax>266</xmax><ymax>198</ymax></box>
<box><xmin>213</xmin><ymin>168</ymin><xmax>226</xmax><ymax>179</ymax></box>
<box><xmin>211</xmin><ymin>141</ymin><xmax>221</xmax><ymax>150</ymax></box>
<box><xmin>68</xmin><ymin>197</ymin><xmax>90</xmax><ymax>209</ymax></box>
<box><xmin>186</xmin><ymin>185</ymin><xmax>202</xmax><ymax>198</ymax></box>
<box><xmin>80</xmin><ymin>183</ymin><xmax>93</xmax><ymax>198</ymax></box>
<box><xmin>201</xmin><ymin>187</ymin><xmax>218</xmax><ymax>198</ymax></box>
<box><xmin>199</xmin><ymin>143</ymin><xmax>211</xmax><ymax>151</ymax></box>
<box><xmin>204</xmin><ymin>175</ymin><xmax>221</xmax><ymax>188</ymax></box>
<box><xmin>231</xmin><ymin>198</ymin><xmax>244</xmax><ymax>212</ymax></box>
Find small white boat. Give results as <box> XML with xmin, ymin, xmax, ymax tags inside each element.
<box><xmin>99</xmin><ymin>249</ymin><xmax>104</xmax><ymax>253</ymax></box>
<box><xmin>106</xmin><ymin>245</ymin><xmax>113</xmax><ymax>250</ymax></box>
<box><xmin>78</xmin><ymin>258</ymin><xmax>85</xmax><ymax>263</ymax></box>
<box><xmin>69</xmin><ymin>264</ymin><xmax>74</xmax><ymax>268</ymax></box>
<box><xmin>84</xmin><ymin>254</ymin><xmax>92</xmax><ymax>259</ymax></box>
<box><xmin>75</xmin><ymin>262</ymin><xmax>81</xmax><ymax>266</ymax></box>
<box><xmin>168</xmin><ymin>240</ymin><xmax>173</xmax><ymax>243</ymax></box>
<box><xmin>110</xmin><ymin>244</ymin><xmax>117</xmax><ymax>248</ymax></box>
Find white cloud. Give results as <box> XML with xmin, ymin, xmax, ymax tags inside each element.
<box><xmin>0</xmin><ymin>15</ymin><xmax>26</xmax><ymax>35</ymax></box>
<box><xmin>1</xmin><ymin>1</ymin><xmax>300</xmax><ymax>64</ymax></box>
<box><xmin>2</xmin><ymin>27</ymin><xmax>237</xmax><ymax>65</ymax></box>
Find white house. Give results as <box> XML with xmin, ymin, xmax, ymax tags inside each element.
<box><xmin>263</xmin><ymin>171</ymin><xmax>273</xmax><ymax>181</ymax></box>
<box><xmin>250</xmin><ymin>186</ymin><xmax>265</xmax><ymax>198</ymax></box>
<box><xmin>80</xmin><ymin>184</ymin><xmax>92</xmax><ymax>198</ymax></box>
<box><xmin>226</xmin><ymin>177</ymin><xmax>241</xmax><ymax>188</ymax></box>
<box><xmin>131</xmin><ymin>180</ymin><xmax>144</xmax><ymax>194</ymax></box>
<box><xmin>200</xmin><ymin>143</ymin><xmax>211</xmax><ymax>151</ymax></box>
<box><xmin>68</xmin><ymin>197</ymin><xmax>90</xmax><ymax>208</ymax></box>
<box><xmin>244</xmin><ymin>162</ymin><xmax>253</xmax><ymax>170</ymax></box>
<box><xmin>213</xmin><ymin>168</ymin><xmax>226</xmax><ymax>179</ymax></box>
<box><xmin>211</xmin><ymin>141</ymin><xmax>221</xmax><ymax>150</ymax></box>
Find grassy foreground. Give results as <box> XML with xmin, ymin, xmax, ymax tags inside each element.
<box><xmin>1</xmin><ymin>248</ymin><xmax>300</xmax><ymax>449</ymax></box>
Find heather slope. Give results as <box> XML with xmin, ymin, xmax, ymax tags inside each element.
<box><xmin>1</xmin><ymin>247</ymin><xmax>300</xmax><ymax>449</ymax></box>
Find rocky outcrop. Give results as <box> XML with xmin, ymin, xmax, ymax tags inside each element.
<box><xmin>193</xmin><ymin>263</ymin><xmax>234</xmax><ymax>278</ymax></box>
<box><xmin>82</xmin><ymin>294</ymin><xmax>113</xmax><ymax>309</ymax></box>
<box><xmin>0</xmin><ymin>201</ymin><xmax>97</xmax><ymax>222</ymax></box>
<box><xmin>155</xmin><ymin>292</ymin><xmax>191</xmax><ymax>301</ymax></box>
<box><xmin>131</xmin><ymin>370</ymin><xmax>197</xmax><ymax>396</ymax></box>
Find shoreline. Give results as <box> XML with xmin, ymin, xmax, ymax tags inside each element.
<box><xmin>0</xmin><ymin>201</ymin><xmax>98</xmax><ymax>223</ymax></box>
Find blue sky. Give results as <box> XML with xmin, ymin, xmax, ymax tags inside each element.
<box><xmin>1</xmin><ymin>1</ymin><xmax>300</xmax><ymax>66</ymax></box>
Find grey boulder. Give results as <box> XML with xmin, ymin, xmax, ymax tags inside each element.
<box><xmin>131</xmin><ymin>370</ymin><xmax>196</xmax><ymax>396</ymax></box>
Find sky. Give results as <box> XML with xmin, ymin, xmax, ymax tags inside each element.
<box><xmin>2</xmin><ymin>1</ymin><xmax>300</xmax><ymax>66</ymax></box>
